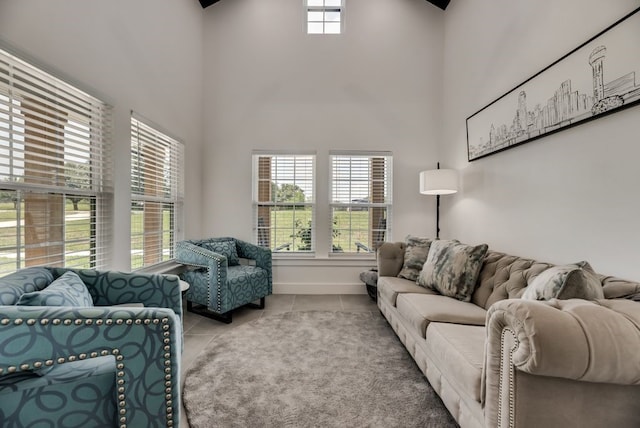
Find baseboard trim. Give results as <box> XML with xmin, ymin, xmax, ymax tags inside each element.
<box><xmin>273</xmin><ymin>283</ymin><xmax>367</xmax><ymax>295</ymax></box>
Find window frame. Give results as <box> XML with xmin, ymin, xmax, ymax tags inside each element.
<box><xmin>252</xmin><ymin>151</ymin><xmax>316</xmax><ymax>255</ymax></box>
<box><xmin>329</xmin><ymin>151</ymin><xmax>392</xmax><ymax>255</ymax></box>
<box><xmin>130</xmin><ymin>114</ymin><xmax>184</xmax><ymax>270</ymax></box>
<box><xmin>0</xmin><ymin>47</ymin><xmax>112</xmax><ymax>276</ymax></box>
<box><xmin>306</xmin><ymin>0</ymin><xmax>344</xmax><ymax>35</ymax></box>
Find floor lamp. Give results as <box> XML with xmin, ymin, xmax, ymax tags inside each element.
<box><xmin>419</xmin><ymin>163</ymin><xmax>458</xmax><ymax>239</ymax></box>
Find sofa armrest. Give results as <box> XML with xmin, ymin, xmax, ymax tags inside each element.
<box><xmin>483</xmin><ymin>298</ymin><xmax>640</xmax><ymax>427</ymax></box>
<box><xmin>0</xmin><ymin>306</ymin><xmax>181</xmax><ymax>428</ymax></box>
<box><xmin>376</xmin><ymin>242</ymin><xmax>406</xmax><ymax>277</ymax></box>
<box><xmin>486</xmin><ymin>298</ymin><xmax>640</xmax><ymax>385</ymax></box>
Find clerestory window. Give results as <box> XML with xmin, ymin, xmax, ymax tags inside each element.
<box><xmin>307</xmin><ymin>0</ymin><xmax>343</xmax><ymax>34</ymax></box>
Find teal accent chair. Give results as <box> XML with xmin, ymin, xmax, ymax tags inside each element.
<box><xmin>176</xmin><ymin>237</ymin><xmax>272</xmax><ymax>324</ymax></box>
<box><xmin>0</xmin><ymin>267</ymin><xmax>183</xmax><ymax>427</ymax></box>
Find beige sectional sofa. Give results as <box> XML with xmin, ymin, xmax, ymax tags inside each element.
<box><xmin>376</xmin><ymin>241</ymin><xmax>640</xmax><ymax>428</ymax></box>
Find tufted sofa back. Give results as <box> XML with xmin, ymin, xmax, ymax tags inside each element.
<box><xmin>472</xmin><ymin>250</ymin><xmax>640</xmax><ymax>309</ymax></box>
<box><xmin>472</xmin><ymin>251</ymin><xmax>551</xmax><ymax>309</ymax></box>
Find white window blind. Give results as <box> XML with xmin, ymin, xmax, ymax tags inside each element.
<box><xmin>130</xmin><ymin>115</ymin><xmax>184</xmax><ymax>269</ymax></box>
<box><xmin>253</xmin><ymin>152</ymin><xmax>315</xmax><ymax>253</ymax></box>
<box><xmin>330</xmin><ymin>151</ymin><xmax>392</xmax><ymax>253</ymax></box>
<box><xmin>0</xmin><ymin>47</ymin><xmax>112</xmax><ymax>275</ymax></box>
<box><xmin>307</xmin><ymin>0</ymin><xmax>343</xmax><ymax>34</ymax></box>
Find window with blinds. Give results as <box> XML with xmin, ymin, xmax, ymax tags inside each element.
<box><xmin>0</xmin><ymin>48</ymin><xmax>112</xmax><ymax>276</ymax></box>
<box><xmin>330</xmin><ymin>151</ymin><xmax>392</xmax><ymax>254</ymax></box>
<box><xmin>130</xmin><ymin>115</ymin><xmax>184</xmax><ymax>269</ymax></box>
<box><xmin>307</xmin><ymin>0</ymin><xmax>343</xmax><ymax>34</ymax></box>
<box><xmin>253</xmin><ymin>152</ymin><xmax>315</xmax><ymax>253</ymax></box>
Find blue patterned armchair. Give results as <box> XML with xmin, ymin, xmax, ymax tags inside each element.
<box><xmin>176</xmin><ymin>237</ymin><xmax>272</xmax><ymax>323</ymax></box>
<box><xmin>0</xmin><ymin>267</ymin><xmax>183</xmax><ymax>427</ymax></box>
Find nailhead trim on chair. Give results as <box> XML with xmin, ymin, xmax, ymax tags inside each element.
<box><xmin>215</xmin><ymin>258</ymin><xmax>221</xmax><ymax>313</ymax></box>
<box><xmin>180</xmin><ymin>244</ymin><xmax>224</xmax><ymax>313</ymax></box>
<box><xmin>0</xmin><ymin>316</ymin><xmax>174</xmax><ymax>428</ymax></box>
<box><xmin>179</xmin><ymin>245</ymin><xmax>222</xmax><ymax>313</ymax></box>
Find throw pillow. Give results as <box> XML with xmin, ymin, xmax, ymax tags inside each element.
<box><xmin>17</xmin><ymin>271</ymin><xmax>94</xmax><ymax>307</ymax></box>
<box><xmin>398</xmin><ymin>236</ymin><xmax>433</xmax><ymax>281</ymax></box>
<box><xmin>417</xmin><ymin>240</ymin><xmax>489</xmax><ymax>302</ymax></box>
<box><xmin>201</xmin><ymin>240</ymin><xmax>240</xmax><ymax>266</ymax></box>
<box><xmin>522</xmin><ymin>261</ymin><xmax>604</xmax><ymax>301</ymax></box>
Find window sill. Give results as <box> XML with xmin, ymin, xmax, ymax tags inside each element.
<box><xmin>134</xmin><ymin>260</ymin><xmax>186</xmax><ymax>275</ymax></box>
<box><xmin>272</xmin><ymin>254</ymin><xmax>376</xmax><ymax>267</ymax></box>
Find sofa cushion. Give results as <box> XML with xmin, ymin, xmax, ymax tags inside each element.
<box><xmin>377</xmin><ymin>242</ymin><xmax>406</xmax><ymax>277</ymax></box>
<box><xmin>396</xmin><ymin>293</ymin><xmax>487</xmax><ymax>338</ymax></box>
<box><xmin>0</xmin><ymin>267</ymin><xmax>53</xmax><ymax>305</ymax></box>
<box><xmin>522</xmin><ymin>262</ymin><xmax>604</xmax><ymax>301</ymax></box>
<box><xmin>202</xmin><ymin>240</ymin><xmax>240</xmax><ymax>266</ymax></box>
<box><xmin>426</xmin><ymin>323</ymin><xmax>485</xmax><ymax>403</ymax></box>
<box><xmin>16</xmin><ymin>271</ymin><xmax>94</xmax><ymax>307</ymax></box>
<box><xmin>224</xmin><ymin>265</ymin><xmax>271</xmax><ymax>309</ymax></box>
<box><xmin>377</xmin><ymin>276</ymin><xmax>436</xmax><ymax>307</ymax></box>
<box><xmin>398</xmin><ymin>236</ymin><xmax>433</xmax><ymax>281</ymax></box>
<box><xmin>417</xmin><ymin>240</ymin><xmax>489</xmax><ymax>302</ymax></box>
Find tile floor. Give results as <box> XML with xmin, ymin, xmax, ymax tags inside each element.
<box><xmin>179</xmin><ymin>294</ymin><xmax>379</xmax><ymax>427</ymax></box>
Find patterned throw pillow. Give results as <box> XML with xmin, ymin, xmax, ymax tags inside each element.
<box><xmin>398</xmin><ymin>236</ymin><xmax>433</xmax><ymax>281</ymax></box>
<box><xmin>522</xmin><ymin>261</ymin><xmax>604</xmax><ymax>301</ymax></box>
<box><xmin>417</xmin><ymin>240</ymin><xmax>489</xmax><ymax>302</ymax></box>
<box><xmin>201</xmin><ymin>240</ymin><xmax>240</xmax><ymax>266</ymax></box>
<box><xmin>0</xmin><ymin>267</ymin><xmax>54</xmax><ymax>305</ymax></box>
<box><xmin>17</xmin><ymin>271</ymin><xmax>94</xmax><ymax>307</ymax></box>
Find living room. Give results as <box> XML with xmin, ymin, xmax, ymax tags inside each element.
<box><xmin>1</xmin><ymin>0</ymin><xmax>639</xmax><ymax>286</ymax></box>
<box><xmin>1</xmin><ymin>0</ymin><xmax>639</xmax><ymax>427</ymax></box>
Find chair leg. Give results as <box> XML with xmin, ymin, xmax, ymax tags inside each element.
<box><xmin>185</xmin><ymin>297</ymin><xmax>265</xmax><ymax>324</ymax></box>
<box><xmin>245</xmin><ymin>297</ymin><xmax>266</xmax><ymax>310</ymax></box>
<box><xmin>186</xmin><ymin>301</ymin><xmax>232</xmax><ymax>324</ymax></box>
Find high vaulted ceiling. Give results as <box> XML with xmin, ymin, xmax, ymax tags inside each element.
<box><xmin>199</xmin><ymin>0</ymin><xmax>450</xmax><ymax>11</ymax></box>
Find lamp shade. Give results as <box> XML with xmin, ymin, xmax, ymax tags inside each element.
<box><xmin>419</xmin><ymin>169</ymin><xmax>458</xmax><ymax>195</ymax></box>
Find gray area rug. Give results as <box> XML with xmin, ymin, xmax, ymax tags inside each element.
<box><xmin>183</xmin><ymin>311</ymin><xmax>458</xmax><ymax>428</ymax></box>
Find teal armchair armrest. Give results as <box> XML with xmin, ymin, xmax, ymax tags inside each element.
<box><xmin>0</xmin><ymin>305</ymin><xmax>181</xmax><ymax>427</ymax></box>
<box><xmin>176</xmin><ymin>240</ymin><xmax>228</xmax><ymax>310</ymax></box>
<box><xmin>236</xmin><ymin>238</ymin><xmax>273</xmax><ymax>282</ymax></box>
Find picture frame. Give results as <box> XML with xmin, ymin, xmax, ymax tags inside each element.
<box><xmin>466</xmin><ymin>7</ymin><xmax>640</xmax><ymax>162</ymax></box>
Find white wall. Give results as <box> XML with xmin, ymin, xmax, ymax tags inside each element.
<box><xmin>441</xmin><ymin>1</ymin><xmax>640</xmax><ymax>279</ymax></box>
<box><xmin>202</xmin><ymin>0</ymin><xmax>445</xmax><ymax>292</ymax></box>
<box><xmin>0</xmin><ymin>0</ymin><xmax>204</xmax><ymax>270</ymax></box>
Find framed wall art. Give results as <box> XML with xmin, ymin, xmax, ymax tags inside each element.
<box><xmin>466</xmin><ymin>7</ymin><xmax>640</xmax><ymax>162</ymax></box>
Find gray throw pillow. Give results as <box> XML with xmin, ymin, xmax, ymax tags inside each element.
<box><xmin>17</xmin><ymin>271</ymin><xmax>94</xmax><ymax>307</ymax></box>
<box><xmin>522</xmin><ymin>261</ymin><xmax>604</xmax><ymax>301</ymax></box>
<box><xmin>417</xmin><ymin>240</ymin><xmax>489</xmax><ymax>302</ymax></box>
<box><xmin>397</xmin><ymin>236</ymin><xmax>433</xmax><ymax>281</ymax></box>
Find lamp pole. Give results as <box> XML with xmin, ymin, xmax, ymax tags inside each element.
<box><xmin>435</xmin><ymin>162</ymin><xmax>440</xmax><ymax>240</ymax></box>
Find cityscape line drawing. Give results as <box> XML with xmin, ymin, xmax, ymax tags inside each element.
<box><xmin>466</xmin><ymin>7</ymin><xmax>640</xmax><ymax>161</ymax></box>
